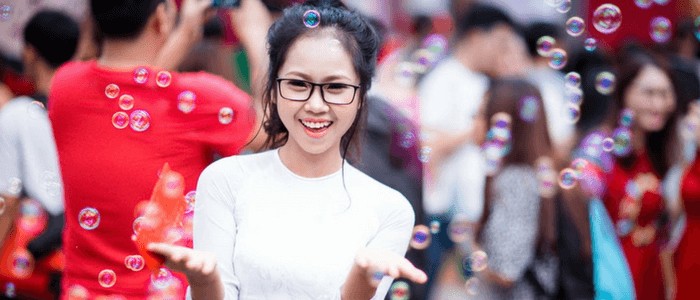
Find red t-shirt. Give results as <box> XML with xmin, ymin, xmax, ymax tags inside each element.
<box><xmin>49</xmin><ymin>60</ymin><xmax>254</xmax><ymax>299</ymax></box>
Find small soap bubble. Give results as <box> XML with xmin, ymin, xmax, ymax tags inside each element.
<box><xmin>634</xmin><ymin>0</ymin><xmax>653</xmax><ymax>9</ymax></box>
<box><xmin>556</xmin><ymin>0</ymin><xmax>572</xmax><ymax>13</ymax></box>
<box><xmin>105</xmin><ymin>84</ymin><xmax>120</xmax><ymax>99</ymax></box>
<box><xmin>409</xmin><ymin>225</ymin><xmax>431</xmax><ymax>250</ymax></box>
<box><xmin>132</xmin><ymin>216</ymin><xmax>145</xmax><ymax>234</ymax></box>
<box><xmin>129</xmin><ymin>110</ymin><xmax>151</xmax><ymax>132</ymax></box>
<box><xmin>595</xmin><ymin>71</ymin><xmax>616</xmax><ymax>95</ymax></box>
<box><xmin>519</xmin><ymin>96</ymin><xmax>539</xmax><ymax>123</ymax></box>
<box><xmin>616</xmin><ymin>219</ymin><xmax>633</xmax><ymax>236</ymax></box>
<box><xmin>67</xmin><ymin>284</ymin><xmax>89</xmax><ymax>300</ymax></box>
<box><xmin>565</xmin><ymin>72</ymin><xmax>582</xmax><ymax>88</ymax></box>
<box><xmin>422</xmin><ymin>34</ymin><xmax>448</xmax><ymax>55</ymax></box>
<box><xmin>112</xmin><ymin>112</ymin><xmax>129</xmax><ymax>129</ymax></box>
<box><xmin>418</xmin><ymin>146</ymin><xmax>432</xmax><ymax>163</ymax></box>
<box><xmin>461</xmin><ymin>256</ymin><xmax>474</xmax><ymax>279</ymax></box>
<box><xmin>558</xmin><ymin>168</ymin><xmax>578</xmax><ymax>189</ymax></box>
<box><xmin>388</xmin><ymin>281</ymin><xmax>410</xmax><ymax>300</ymax></box>
<box><xmin>447</xmin><ymin>215</ymin><xmax>473</xmax><ymax>244</ymax></box>
<box><xmin>654</xmin><ymin>0</ymin><xmax>669</xmax><ymax>5</ymax></box>
<box><xmin>98</xmin><ymin>269</ymin><xmax>117</xmax><ymax>288</ymax></box>
<box><xmin>548</xmin><ymin>48</ymin><xmax>568</xmax><ymax>70</ymax></box>
<box><xmin>5</xmin><ymin>282</ymin><xmax>15</xmax><ymax>298</ymax></box>
<box><xmin>584</xmin><ymin>38</ymin><xmax>598</xmax><ymax>51</ymax></box>
<box><xmin>399</xmin><ymin>130</ymin><xmax>416</xmax><ymax>149</ymax></box>
<box><xmin>592</xmin><ymin>4</ymin><xmax>623</xmax><ymax>34</ymax></box>
<box><xmin>42</xmin><ymin>170</ymin><xmax>62</xmax><ymax>197</ymax></box>
<box><xmin>218</xmin><ymin>107</ymin><xmax>234</xmax><ymax>125</ymax></box>
<box><xmin>118</xmin><ymin>94</ymin><xmax>134</xmax><ymax>111</ymax></box>
<box><xmin>536</xmin><ymin>36</ymin><xmax>556</xmax><ymax>57</ymax></box>
<box><xmin>177</xmin><ymin>91</ymin><xmax>196</xmax><ymax>114</ymax></box>
<box><xmin>78</xmin><ymin>207</ymin><xmax>100</xmax><ymax>230</ymax></box>
<box><xmin>27</xmin><ymin>101</ymin><xmax>46</xmax><ymax>119</ymax></box>
<box><xmin>565</xmin><ymin>103</ymin><xmax>581</xmax><ymax>124</ymax></box>
<box><xmin>612</xmin><ymin>127</ymin><xmax>633</xmax><ymax>157</ymax></box>
<box><xmin>566</xmin><ymin>17</ymin><xmax>585</xmax><ymax>37</ymax></box>
<box><xmin>133</xmin><ymin>67</ymin><xmax>149</xmax><ymax>84</ymax></box>
<box><xmin>151</xmin><ymin>268</ymin><xmax>173</xmax><ymax>289</ymax></box>
<box><xmin>125</xmin><ymin>255</ymin><xmax>145</xmax><ymax>271</ymax></box>
<box><xmin>602</xmin><ymin>137</ymin><xmax>615</xmax><ymax>152</ymax></box>
<box><xmin>470</xmin><ymin>250</ymin><xmax>489</xmax><ymax>272</ymax></box>
<box><xmin>11</xmin><ymin>249</ymin><xmax>33</xmax><ymax>278</ymax></box>
<box><xmin>465</xmin><ymin>277</ymin><xmax>481</xmax><ymax>296</ymax></box>
<box><xmin>156</xmin><ymin>71</ymin><xmax>172</xmax><ymax>88</ymax></box>
<box><xmin>429</xmin><ymin>220</ymin><xmax>441</xmax><ymax>234</ymax></box>
<box><xmin>0</xmin><ymin>5</ymin><xmax>12</xmax><ymax>21</ymax></box>
<box><xmin>650</xmin><ymin>16</ymin><xmax>672</xmax><ymax>43</ymax></box>
<box><xmin>7</xmin><ymin>177</ymin><xmax>22</xmax><ymax>196</ymax></box>
<box><xmin>620</xmin><ymin>109</ymin><xmax>634</xmax><ymax>127</ymax></box>
<box><xmin>184</xmin><ymin>190</ymin><xmax>196</xmax><ymax>214</ymax></box>
<box><xmin>303</xmin><ymin>9</ymin><xmax>320</xmax><ymax>28</ymax></box>
<box><xmin>565</xmin><ymin>87</ymin><xmax>584</xmax><ymax>105</ymax></box>
<box><xmin>570</xmin><ymin>158</ymin><xmax>589</xmax><ymax>178</ymax></box>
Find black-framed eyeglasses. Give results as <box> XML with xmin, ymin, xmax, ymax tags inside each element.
<box><xmin>276</xmin><ymin>78</ymin><xmax>360</xmax><ymax>105</ymax></box>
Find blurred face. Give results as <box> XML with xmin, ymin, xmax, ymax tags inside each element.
<box><xmin>276</xmin><ymin>31</ymin><xmax>361</xmax><ymax>157</ymax></box>
<box><xmin>481</xmin><ymin>24</ymin><xmax>515</xmax><ymax>76</ymax></box>
<box><xmin>624</xmin><ymin>65</ymin><xmax>676</xmax><ymax>132</ymax></box>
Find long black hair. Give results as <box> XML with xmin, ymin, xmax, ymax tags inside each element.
<box><xmin>261</xmin><ymin>0</ymin><xmax>379</xmax><ymax>163</ymax></box>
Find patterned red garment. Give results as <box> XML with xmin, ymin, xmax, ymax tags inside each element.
<box><xmin>677</xmin><ymin>153</ymin><xmax>700</xmax><ymax>300</ymax></box>
<box><xmin>603</xmin><ymin>152</ymin><xmax>665</xmax><ymax>300</ymax></box>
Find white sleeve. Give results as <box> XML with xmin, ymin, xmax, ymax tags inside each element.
<box><xmin>366</xmin><ymin>191</ymin><xmax>415</xmax><ymax>300</ymax></box>
<box><xmin>190</xmin><ymin>162</ymin><xmax>240</xmax><ymax>300</ymax></box>
<box><xmin>0</xmin><ymin>104</ymin><xmax>63</xmax><ymax>215</ymax></box>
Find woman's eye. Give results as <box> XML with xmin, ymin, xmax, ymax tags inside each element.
<box><xmin>288</xmin><ymin>80</ymin><xmax>309</xmax><ymax>88</ymax></box>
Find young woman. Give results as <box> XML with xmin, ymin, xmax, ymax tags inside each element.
<box><xmin>472</xmin><ymin>78</ymin><xmax>557</xmax><ymax>299</ymax></box>
<box><xmin>147</xmin><ymin>0</ymin><xmax>426</xmax><ymax>299</ymax></box>
<box><xmin>601</xmin><ymin>49</ymin><xmax>678</xmax><ymax>300</ymax></box>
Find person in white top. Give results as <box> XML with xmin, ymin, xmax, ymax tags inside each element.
<box><xmin>147</xmin><ymin>0</ymin><xmax>427</xmax><ymax>299</ymax></box>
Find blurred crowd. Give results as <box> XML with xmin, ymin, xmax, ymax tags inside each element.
<box><xmin>2</xmin><ymin>0</ymin><xmax>700</xmax><ymax>299</ymax></box>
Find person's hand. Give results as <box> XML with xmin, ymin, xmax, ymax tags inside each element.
<box><xmin>635</xmin><ymin>173</ymin><xmax>659</xmax><ymax>194</ymax></box>
<box><xmin>147</xmin><ymin>243</ymin><xmax>219</xmax><ymax>285</ymax></box>
<box><xmin>179</xmin><ymin>0</ymin><xmax>214</xmax><ymax>32</ymax></box>
<box><xmin>354</xmin><ymin>248</ymin><xmax>427</xmax><ymax>287</ymax></box>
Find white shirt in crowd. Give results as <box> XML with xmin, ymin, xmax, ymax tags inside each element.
<box><xmin>189</xmin><ymin>149</ymin><xmax>415</xmax><ymax>299</ymax></box>
<box><xmin>418</xmin><ymin>56</ymin><xmax>489</xmax><ymax>220</ymax></box>
<box><xmin>0</xmin><ymin>96</ymin><xmax>64</xmax><ymax>215</ymax></box>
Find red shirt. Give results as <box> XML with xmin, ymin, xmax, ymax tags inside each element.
<box><xmin>49</xmin><ymin>61</ymin><xmax>253</xmax><ymax>299</ymax></box>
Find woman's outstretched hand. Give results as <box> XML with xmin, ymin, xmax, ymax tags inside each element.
<box><xmin>147</xmin><ymin>243</ymin><xmax>219</xmax><ymax>285</ymax></box>
<box><xmin>342</xmin><ymin>248</ymin><xmax>427</xmax><ymax>299</ymax></box>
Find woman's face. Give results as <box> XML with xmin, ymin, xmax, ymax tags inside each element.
<box><xmin>276</xmin><ymin>31</ymin><xmax>361</xmax><ymax>157</ymax></box>
<box><xmin>624</xmin><ymin>65</ymin><xmax>676</xmax><ymax>133</ymax></box>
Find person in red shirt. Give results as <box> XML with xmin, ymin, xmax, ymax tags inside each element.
<box><xmin>602</xmin><ymin>47</ymin><xmax>679</xmax><ymax>300</ymax></box>
<box><xmin>48</xmin><ymin>0</ymin><xmax>254</xmax><ymax>298</ymax></box>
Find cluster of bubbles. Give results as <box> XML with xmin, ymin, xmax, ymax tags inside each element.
<box><xmin>4</xmin><ymin>282</ymin><xmax>15</xmax><ymax>298</ymax></box>
<box><xmin>78</xmin><ymin>207</ymin><xmax>101</xmax><ymax>230</ymax></box>
<box><xmin>461</xmin><ymin>250</ymin><xmax>489</xmax><ymax>296</ymax></box>
<box><xmin>650</xmin><ymin>17</ymin><xmax>672</xmax><ymax>44</ymax></box>
<box><xmin>609</xmin><ymin>109</ymin><xmax>634</xmax><ymax>157</ymax></box>
<box><xmin>564</xmin><ymin>71</ymin><xmax>583</xmax><ymax>124</ymax></box>
<box><xmin>536</xmin><ymin>157</ymin><xmax>558</xmax><ymax>198</ymax></box>
<box><xmin>482</xmin><ymin>113</ymin><xmax>512</xmax><ymax>175</ymax></box>
<box><xmin>124</xmin><ymin>255</ymin><xmax>145</xmax><ymax>272</ymax></box>
<box><xmin>184</xmin><ymin>190</ymin><xmax>197</xmax><ymax>214</ymax></box>
<box><xmin>109</xmin><ymin>68</ymin><xmax>237</xmax><ymax>130</ymax></box>
<box><xmin>396</xmin><ymin>34</ymin><xmax>448</xmax><ymax>88</ymax></box>
<box><xmin>303</xmin><ymin>9</ymin><xmax>320</xmax><ymax>28</ymax></box>
<box><xmin>536</xmin><ymin>35</ymin><xmax>568</xmax><ymax>70</ymax></box>
<box><xmin>98</xmin><ymin>269</ymin><xmax>117</xmax><ymax>288</ymax></box>
<box><xmin>635</xmin><ymin>0</ymin><xmax>670</xmax><ymax>9</ymax></box>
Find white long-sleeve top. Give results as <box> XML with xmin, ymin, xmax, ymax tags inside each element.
<box><xmin>190</xmin><ymin>149</ymin><xmax>415</xmax><ymax>299</ymax></box>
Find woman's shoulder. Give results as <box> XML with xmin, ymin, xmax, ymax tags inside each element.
<box><xmin>201</xmin><ymin>150</ymin><xmax>276</xmax><ymax>181</ymax></box>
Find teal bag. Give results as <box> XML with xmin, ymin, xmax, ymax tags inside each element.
<box><xmin>589</xmin><ymin>198</ymin><xmax>636</xmax><ymax>300</ymax></box>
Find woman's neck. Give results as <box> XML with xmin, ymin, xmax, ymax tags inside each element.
<box><xmin>632</xmin><ymin>125</ymin><xmax>646</xmax><ymax>153</ymax></box>
<box><xmin>278</xmin><ymin>142</ymin><xmax>343</xmax><ymax>178</ymax></box>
